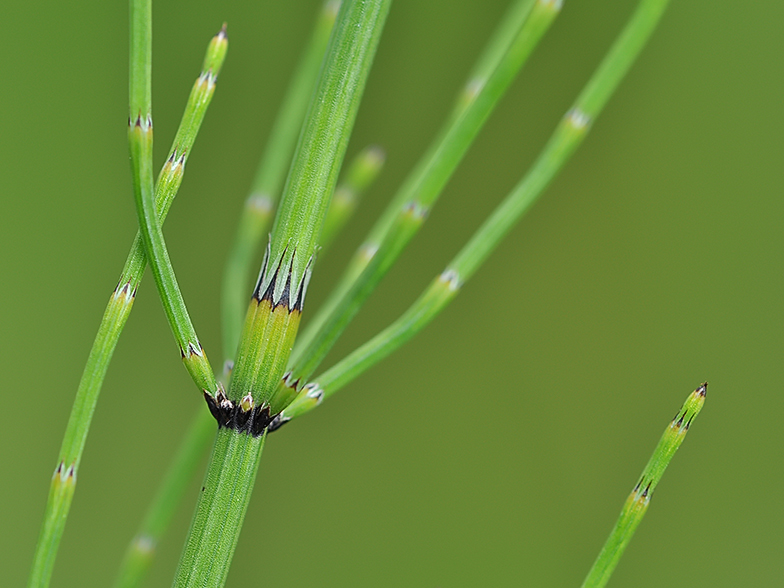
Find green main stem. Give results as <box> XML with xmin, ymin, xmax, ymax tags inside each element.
<box><xmin>172</xmin><ymin>2</ymin><xmax>390</xmax><ymax>586</ymax></box>
<box><xmin>172</xmin><ymin>430</ymin><xmax>266</xmax><ymax>588</ymax></box>
<box><xmin>220</xmin><ymin>0</ymin><xmax>339</xmax><ymax>361</ymax></box>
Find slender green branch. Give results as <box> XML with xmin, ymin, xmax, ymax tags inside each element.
<box><xmin>319</xmin><ymin>144</ymin><xmax>386</xmax><ymax>254</ymax></box>
<box><xmin>27</xmin><ymin>24</ymin><xmax>227</xmax><ymax>588</ymax></box>
<box><xmin>282</xmin><ymin>0</ymin><xmax>560</xmax><ymax>396</ymax></box>
<box><xmin>581</xmin><ymin>383</ymin><xmax>707</xmax><ymax>588</ymax></box>
<box><xmin>220</xmin><ymin>0</ymin><xmax>339</xmax><ymax>361</ymax></box>
<box><xmin>451</xmin><ymin>0</ymin><xmax>672</xmax><ymax>278</ymax></box>
<box><xmin>175</xmin><ymin>3</ymin><xmax>391</xmax><ymax>586</ymax></box>
<box><xmin>129</xmin><ymin>9</ymin><xmax>219</xmax><ymax>397</ymax></box>
<box><xmin>452</xmin><ymin>0</ymin><xmax>543</xmax><ymax>118</ymax></box>
<box><xmin>275</xmin><ymin>0</ymin><xmax>673</xmax><ymax>426</ymax></box>
<box><xmin>128</xmin><ymin>0</ymin><xmax>152</xmax><ymax>123</ymax></box>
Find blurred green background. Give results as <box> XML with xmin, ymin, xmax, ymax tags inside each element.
<box><xmin>2</xmin><ymin>0</ymin><xmax>782</xmax><ymax>585</ymax></box>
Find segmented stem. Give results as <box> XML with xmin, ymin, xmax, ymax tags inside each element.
<box><xmin>580</xmin><ymin>383</ymin><xmax>707</xmax><ymax>588</ymax></box>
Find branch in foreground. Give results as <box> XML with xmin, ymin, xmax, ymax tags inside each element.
<box><xmin>580</xmin><ymin>383</ymin><xmax>707</xmax><ymax>588</ymax></box>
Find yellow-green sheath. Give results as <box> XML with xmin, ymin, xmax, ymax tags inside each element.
<box><xmin>231</xmin><ymin>296</ymin><xmax>302</xmax><ymax>408</ymax></box>
<box><xmin>28</xmin><ymin>458</ymin><xmax>78</xmax><ymax>588</ymax></box>
<box><xmin>264</xmin><ymin>306</ymin><xmax>302</xmax><ymax>413</ymax></box>
<box><xmin>221</xmin><ymin>1</ymin><xmax>338</xmax><ymax>361</ymax></box>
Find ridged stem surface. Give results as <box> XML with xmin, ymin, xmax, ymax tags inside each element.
<box><xmin>173</xmin><ymin>3</ymin><xmax>391</xmax><ymax>586</ymax></box>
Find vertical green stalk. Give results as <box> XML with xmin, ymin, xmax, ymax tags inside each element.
<box><xmin>581</xmin><ymin>383</ymin><xmax>707</xmax><ymax>588</ymax></box>
<box><xmin>174</xmin><ymin>2</ymin><xmax>390</xmax><ymax>586</ymax></box>
<box><xmin>28</xmin><ymin>1</ymin><xmax>149</xmax><ymax>586</ymax></box>
<box><xmin>172</xmin><ymin>429</ymin><xmax>266</xmax><ymax>588</ymax></box>
<box><xmin>221</xmin><ymin>0</ymin><xmax>339</xmax><ymax>361</ymax></box>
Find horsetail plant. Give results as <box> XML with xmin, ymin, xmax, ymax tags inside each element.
<box><xmin>29</xmin><ymin>0</ymin><xmax>707</xmax><ymax>586</ymax></box>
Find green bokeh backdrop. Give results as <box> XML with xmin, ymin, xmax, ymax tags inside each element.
<box><xmin>2</xmin><ymin>0</ymin><xmax>782</xmax><ymax>586</ymax></box>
